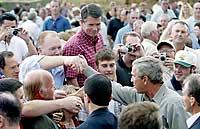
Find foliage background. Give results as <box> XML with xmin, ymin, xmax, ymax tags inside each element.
<box><xmin>0</xmin><ymin>0</ymin><xmax>196</xmax><ymax>12</ymax></box>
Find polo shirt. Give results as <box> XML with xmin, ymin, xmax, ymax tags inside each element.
<box><xmin>43</xmin><ymin>15</ymin><xmax>71</xmax><ymax>32</ymax></box>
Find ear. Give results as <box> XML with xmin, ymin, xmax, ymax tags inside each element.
<box><xmin>80</xmin><ymin>19</ymin><xmax>84</xmax><ymax>27</ymax></box>
<box><xmin>85</xmin><ymin>94</ymin><xmax>91</xmax><ymax>103</ymax></box>
<box><xmin>39</xmin><ymin>88</ymin><xmax>46</xmax><ymax>99</ymax></box>
<box><xmin>186</xmin><ymin>31</ymin><xmax>189</xmax><ymax>37</ymax></box>
<box><xmin>142</xmin><ymin>75</ymin><xmax>149</xmax><ymax>85</ymax></box>
<box><xmin>190</xmin><ymin>97</ymin><xmax>196</xmax><ymax>107</ymax></box>
<box><xmin>191</xmin><ymin>66</ymin><xmax>196</xmax><ymax>73</ymax></box>
<box><xmin>0</xmin><ymin>115</ymin><xmax>5</xmax><ymax>128</ymax></box>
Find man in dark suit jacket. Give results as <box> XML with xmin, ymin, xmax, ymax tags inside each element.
<box><xmin>183</xmin><ymin>74</ymin><xmax>200</xmax><ymax>129</ymax></box>
<box><xmin>76</xmin><ymin>74</ymin><xmax>118</xmax><ymax>129</ymax></box>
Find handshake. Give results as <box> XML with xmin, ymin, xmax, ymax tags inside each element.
<box><xmin>64</xmin><ymin>55</ymin><xmax>89</xmax><ymax>73</ymax></box>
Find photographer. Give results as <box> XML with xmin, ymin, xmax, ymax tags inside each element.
<box><xmin>153</xmin><ymin>40</ymin><xmax>176</xmax><ymax>82</ymax></box>
<box><xmin>116</xmin><ymin>32</ymin><xmax>144</xmax><ymax>87</ymax></box>
<box><xmin>0</xmin><ymin>13</ymin><xmax>37</xmax><ymax>63</ymax></box>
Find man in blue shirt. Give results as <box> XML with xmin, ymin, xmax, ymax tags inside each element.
<box><xmin>43</xmin><ymin>0</ymin><xmax>71</xmax><ymax>32</ymax></box>
<box><xmin>114</xmin><ymin>9</ymin><xmax>140</xmax><ymax>45</ymax></box>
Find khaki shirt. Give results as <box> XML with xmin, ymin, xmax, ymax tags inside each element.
<box><xmin>84</xmin><ymin>66</ymin><xmax>189</xmax><ymax>129</ymax></box>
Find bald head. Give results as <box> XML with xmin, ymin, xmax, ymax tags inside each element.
<box><xmin>38</xmin><ymin>31</ymin><xmax>62</xmax><ymax>56</ymax></box>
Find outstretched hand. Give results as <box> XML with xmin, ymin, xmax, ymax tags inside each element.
<box><xmin>64</xmin><ymin>55</ymin><xmax>88</xmax><ymax>73</ymax></box>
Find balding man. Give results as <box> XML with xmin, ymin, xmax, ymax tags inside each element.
<box><xmin>19</xmin><ymin>31</ymin><xmax>84</xmax><ymax>89</ymax></box>
<box><xmin>22</xmin><ymin>69</ymin><xmax>83</xmax><ymax>129</ymax></box>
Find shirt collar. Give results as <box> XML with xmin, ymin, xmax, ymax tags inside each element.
<box><xmin>187</xmin><ymin>112</ymin><xmax>200</xmax><ymax>128</ymax></box>
<box><xmin>89</xmin><ymin>107</ymin><xmax>108</xmax><ymax>117</ymax></box>
<box><xmin>152</xmin><ymin>84</ymin><xmax>167</xmax><ymax>104</ymax></box>
<box><xmin>78</xmin><ymin>29</ymin><xmax>99</xmax><ymax>45</ymax></box>
<box><xmin>50</xmin><ymin>15</ymin><xmax>62</xmax><ymax>21</ymax></box>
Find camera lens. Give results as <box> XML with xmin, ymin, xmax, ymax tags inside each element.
<box><xmin>12</xmin><ymin>30</ymin><xmax>18</xmax><ymax>36</ymax></box>
<box><xmin>127</xmin><ymin>47</ymin><xmax>132</xmax><ymax>52</ymax></box>
<box><xmin>160</xmin><ymin>56</ymin><xmax>166</xmax><ymax>61</ymax></box>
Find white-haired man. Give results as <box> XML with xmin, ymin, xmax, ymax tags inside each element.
<box><xmin>141</xmin><ymin>21</ymin><xmax>159</xmax><ymax>56</ymax></box>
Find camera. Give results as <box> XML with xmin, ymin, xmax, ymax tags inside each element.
<box><xmin>127</xmin><ymin>45</ymin><xmax>138</xmax><ymax>53</ymax></box>
<box><xmin>159</xmin><ymin>53</ymin><xmax>167</xmax><ymax>61</ymax></box>
<box><xmin>9</xmin><ymin>28</ymin><xmax>20</xmax><ymax>36</ymax></box>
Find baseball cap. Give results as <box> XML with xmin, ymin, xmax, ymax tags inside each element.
<box><xmin>72</xmin><ymin>7</ymin><xmax>80</xmax><ymax>12</ymax></box>
<box><xmin>174</xmin><ymin>50</ymin><xmax>197</xmax><ymax>67</ymax></box>
<box><xmin>157</xmin><ymin>40</ymin><xmax>175</xmax><ymax>50</ymax></box>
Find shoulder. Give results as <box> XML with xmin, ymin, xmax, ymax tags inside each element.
<box><xmin>58</xmin><ymin>16</ymin><xmax>70</xmax><ymax>22</ymax></box>
<box><xmin>186</xmin><ymin>16</ymin><xmax>194</xmax><ymax>22</ymax></box>
<box><xmin>43</xmin><ymin>17</ymin><xmax>52</xmax><ymax>23</ymax></box>
<box><xmin>118</xmin><ymin>25</ymin><xmax>129</xmax><ymax>33</ymax></box>
<box><xmin>63</xmin><ymin>39</ymin><xmax>82</xmax><ymax>55</ymax></box>
<box><xmin>19</xmin><ymin>55</ymin><xmax>45</xmax><ymax>82</ymax></box>
<box><xmin>162</xmin><ymin>87</ymin><xmax>184</xmax><ymax>105</ymax></box>
<box><xmin>190</xmin><ymin>118</ymin><xmax>200</xmax><ymax>129</ymax></box>
<box><xmin>78</xmin><ymin>112</ymin><xmax>117</xmax><ymax>129</ymax></box>
<box><xmin>21</xmin><ymin>55</ymin><xmax>44</xmax><ymax>64</ymax></box>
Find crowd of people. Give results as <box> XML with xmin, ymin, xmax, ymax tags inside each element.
<box><xmin>0</xmin><ymin>0</ymin><xmax>200</xmax><ymax>129</ymax></box>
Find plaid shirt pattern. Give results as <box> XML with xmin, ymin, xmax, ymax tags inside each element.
<box><xmin>63</xmin><ymin>29</ymin><xmax>103</xmax><ymax>86</ymax></box>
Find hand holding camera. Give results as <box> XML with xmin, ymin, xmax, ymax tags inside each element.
<box><xmin>163</xmin><ymin>57</ymin><xmax>174</xmax><ymax>70</ymax></box>
<box><xmin>14</xmin><ymin>28</ymin><xmax>31</xmax><ymax>43</ymax></box>
<box><xmin>9</xmin><ymin>28</ymin><xmax>22</xmax><ymax>36</ymax></box>
<box><xmin>159</xmin><ymin>53</ymin><xmax>167</xmax><ymax>61</ymax></box>
<box><xmin>126</xmin><ymin>43</ymin><xmax>145</xmax><ymax>57</ymax></box>
<box><xmin>153</xmin><ymin>52</ymin><xmax>174</xmax><ymax>70</ymax></box>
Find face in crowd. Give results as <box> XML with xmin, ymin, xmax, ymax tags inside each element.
<box><xmin>81</xmin><ymin>16</ymin><xmax>101</xmax><ymax>38</ymax></box>
<box><xmin>38</xmin><ymin>33</ymin><xmax>62</xmax><ymax>56</ymax></box>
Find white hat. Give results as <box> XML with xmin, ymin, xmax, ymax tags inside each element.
<box><xmin>157</xmin><ymin>40</ymin><xmax>175</xmax><ymax>50</ymax></box>
<box><xmin>174</xmin><ymin>50</ymin><xmax>197</xmax><ymax>67</ymax></box>
<box><xmin>72</xmin><ymin>7</ymin><xmax>80</xmax><ymax>12</ymax></box>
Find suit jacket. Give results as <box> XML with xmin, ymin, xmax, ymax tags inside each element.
<box><xmin>76</xmin><ymin>107</ymin><xmax>117</xmax><ymax>129</ymax></box>
<box><xmin>189</xmin><ymin>116</ymin><xmax>200</xmax><ymax>129</ymax></box>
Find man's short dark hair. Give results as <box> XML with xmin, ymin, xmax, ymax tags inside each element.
<box><xmin>80</xmin><ymin>3</ymin><xmax>102</xmax><ymax>20</ymax></box>
<box><xmin>173</xmin><ymin>20</ymin><xmax>189</xmax><ymax>32</ymax></box>
<box><xmin>0</xmin><ymin>51</ymin><xmax>14</xmax><ymax>69</ymax></box>
<box><xmin>194</xmin><ymin>22</ymin><xmax>200</xmax><ymax>28</ymax></box>
<box><xmin>184</xmin><ymin>74</ymin><xmax>200</xmax><ymax>106</ymax></box>
<box><xmin>0</xmin><ymin>78</ymin><xmax>23</xmax><ymax>94</ymax></box>
<box><xmin>95</xmin><ymin>48</ymin><xmax>116</xmax><ymax>66</ymax></box>
<box><xmin>119</xmin><ymin>102</ymin><xmax>162</xmax><ymax>129</ymax></box>
<box><xmin>0</xmin><ymin>92</ymin><xmax>21</xmax><ymax>126</ymax></box>
<box><xmin>84</xmin><ymin>74</ymin><xmax>112</xmax><ymax>106</ymax></box>
<box><xmin>0</xmin><ymin>12</ymin><xmax>17</xmax><ymax>26</ymax></box>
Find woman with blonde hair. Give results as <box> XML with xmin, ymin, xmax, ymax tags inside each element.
<box><xmin>159</xmin><ymin>19</ymin><xmax>178</xmax><ymax>42</ymax></box>
<box><xmin>179</xmin><ymin>2</ymin><xmax>193</xmax><ymax>20</ymax></box>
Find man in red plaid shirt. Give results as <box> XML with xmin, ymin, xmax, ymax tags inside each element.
<box><xmin>63</xmin><ymin>3</ymin><xmax>104</xmax><ymax>87</ymax></box>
